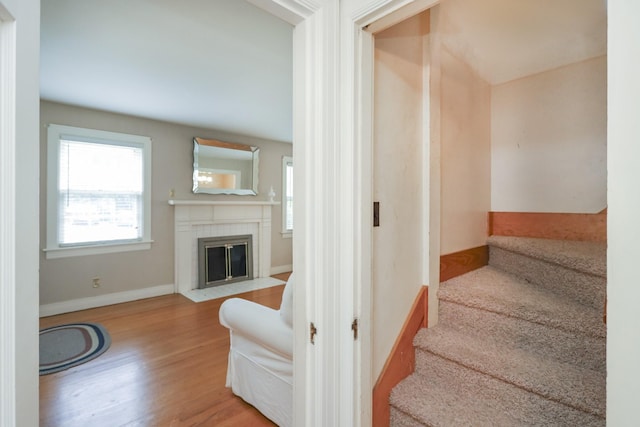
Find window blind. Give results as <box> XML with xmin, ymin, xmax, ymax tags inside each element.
<box><xmin>58</xmin><ymin>138</ymin><xmax>144</xmax><ymax>246</ymax></box>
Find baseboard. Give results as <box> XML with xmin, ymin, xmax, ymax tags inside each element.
<box><xmin>270</xmin><ymin>264</ymin><xmax>293</xmax><ymax>275</ymax></box>
<box><xmin>373</xmin><ymin>286</ymin><xmax>428</xmax><ymax>427</ymax></box>
<box><xmin>440</xmin><ymin>245</ymin><xmax>489</xmax><ymax>282</ymax></box>
<box><xmin>39</xmin><ymin>284</ymin><xmax>175</xmax><ymax>317</ymax></box>
<box><xmin>488</xmin><ymin>211</ymin><xmax>607</xmax><ymax>241</ymax></box>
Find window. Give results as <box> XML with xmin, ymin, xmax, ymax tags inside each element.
<box><xmin>45</xmin><ymin>124</ymin><xmax>152</xmax><ymax>258</ymax></box>
<box><xmin>282</xmin><ymin>156</ymin><xmax>293</xmax><ymax>237</ymax></box>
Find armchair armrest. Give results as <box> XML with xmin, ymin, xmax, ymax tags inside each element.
<box><xmin>219</xmin><ymin>298</ymin><xmax>293</xmax><ymax>358</ymax></box>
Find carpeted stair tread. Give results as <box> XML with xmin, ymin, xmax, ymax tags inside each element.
<box><xmin>438</xmin><ymin>300</ymin><xmax>606</xmax><ymax>372</ymax></box>
<box><xmin>413</xmin><ymin>326</ymin><xmax>605</xmax><ymax>417</ymax></box>
<box><xmin>390</xmin><ymin>351</ymin><xmax>605</xmax><ymax>427</ymax></box>
<box><xmin>439</xmin><ymin>266</ymin><xmax>605</xmax><ymax>338</ymax></box>
<box><xmin>389</xmin><ymin>236</ymin><xmax>607</xmax><ymax>425</ymax></box>
<box><xmin>390</xmin><ymin>407</ymin><xmax>424</xmax><ymax>427</ymax></box>
<box><xmin>487</xmin><ymin>235</ymin><xmax>606</xmax><ymax>278</ymax></box>
<box><xmin>488</xmin><ymin>245</ymin><xmax>605</xmax><ymax>310</ymax></box>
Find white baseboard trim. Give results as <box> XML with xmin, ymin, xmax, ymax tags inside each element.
<box><xmin>39</xmin><ymin>284</ymin><xmax>175</xmax><ymax>317</ymax></box>
<box><xmin>270</xmin><ymin>264</ymin><xmax>293</xmax><ymax>275</ymax></box>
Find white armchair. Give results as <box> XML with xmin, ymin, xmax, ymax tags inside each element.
<box><xmin>219</xmin><ymin>274</ymin><xmax>293</xmax><ymax>427</ymax></box>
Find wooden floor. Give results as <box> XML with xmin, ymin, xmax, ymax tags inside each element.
<box><xmin>39</xmin><ymin>274</ymin><xmax>290</xmax><ymax>427</ymax></box>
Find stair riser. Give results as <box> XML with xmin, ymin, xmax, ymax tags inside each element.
<box><xmin>438</xmin><ymin>301</ymin><xmax>606</xmax><ymax>372</ymax></box>
<box><xmin>489</xmin><ymin>246</ymin><xmax>605</xmax><ymax>310</ymax></box>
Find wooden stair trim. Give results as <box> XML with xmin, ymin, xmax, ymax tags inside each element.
<box><xmin>373</xmin><ymin>286</ymin><xmax>428</xmax><ymax>427</ymax></box>
<box><xmin>488</xmin><ymin>211</ymin><xmax>607</xmax><ymax>242</ymax></box>
<box><xmin>440</xmin><ymin>245</ymin><xmax>489</xmax><ymax>282</ymax></box>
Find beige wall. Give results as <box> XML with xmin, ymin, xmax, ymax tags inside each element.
<box><xmin>439</xmin><ymin>47</ymin><xmax>492</xmax><ymax>255</ymax></box>
<box><xmin>491</xmin><ymin>55</ymin><xmax>607</xmax><ymax>213</ymax></box>
<box><xmin>39</xmin><ymin>100</ymin><xmax>292</xmax><ymax>305</ymax></box>
<box><xmin>372</xmin><ymin>12</ymin><xmax>429</xmax><ymax>379</ymax></box>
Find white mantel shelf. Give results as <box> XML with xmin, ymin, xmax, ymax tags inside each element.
<box><xmin>168</xmin><ymin>199</ymin><xmax>280</xmax><ymax>206</ymax></box>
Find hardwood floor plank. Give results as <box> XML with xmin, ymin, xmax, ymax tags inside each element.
<box><xmin>39</xmin><ymin>278</ymin><xmax>289</xmax><ymax>427</ymax></box>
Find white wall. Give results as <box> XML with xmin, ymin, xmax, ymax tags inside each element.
<box><xmin>372</xmin><ymin>11</ymin><xmax>428</xmax><ymax>379</ymax></box>
<box><xmin>607</xmin><ymin>1</ymin><xmax>640</xmax><ymax>424</ymax></box>
<box><xmin>439</xmin><ymin>46</ymin><xmax>491</xmax><ymax>255</ymax></box>
<box><xmin>0</xmin><ymin>0</ymin><xmax>40</xmax><ymax>425</ymax></box>
<box><xmin>491</xmin><ymin>56</ymin><xmax>607</xmax><ymax>213</ymax></box>
<box><xmin>39</xmin><ymin>101</ymin><xmax>292</xmax><ymax>307</ymax></box>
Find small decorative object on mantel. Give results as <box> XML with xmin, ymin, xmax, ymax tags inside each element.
<box><xmin>268</xmin><ymin>185</ymin><xmax>276</xmax><ymax>202</ymax></box>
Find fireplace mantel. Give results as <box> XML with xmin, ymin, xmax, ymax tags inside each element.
<box><xmin>169</xmin><ymin>199</ymin><xmax>279</xmax><ymax>295</ymax></box>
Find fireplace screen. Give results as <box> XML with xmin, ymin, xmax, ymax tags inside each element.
<box><xmin>198</xmin><ymin>235</ymin><xmax>253</xmax><ymax>288</ymax></box>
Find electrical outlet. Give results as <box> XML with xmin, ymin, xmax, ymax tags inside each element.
<box><xmin>92</xmin><ymin>277</ymin><xmax>101</xmax><ymax>288</ymax></box>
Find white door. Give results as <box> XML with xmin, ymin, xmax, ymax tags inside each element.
<box><xmin>371</xmin><ymin>12</ymin><xmax>431</xmax><ymax>380</ymax></box>
<box><xmin>348</xmin><ymin>1</ymin><xmax>442</xmax><ymax>424</ymax></box>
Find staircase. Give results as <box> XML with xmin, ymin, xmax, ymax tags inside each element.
<box><xmin>389</xmin><ymin>235</ymin><xmax>607</xmax><ymax>426</ymax></box>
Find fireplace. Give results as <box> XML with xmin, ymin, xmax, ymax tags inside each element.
<box><xmin>198</xmin><ymin>235</ymin><xmax>253</xmax><ymax>288</ymax></box>
<box><xmin>169</xmin><ymin>200</ymin><xmax>277</xmax><ymax>296</ymax></box>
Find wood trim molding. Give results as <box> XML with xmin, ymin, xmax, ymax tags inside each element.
<box><xmin>440</xmin><ymin>245</ymin><xmax>489</xmax><ymax>282</ymax></box>
<box><xmin>372</xmin><ymin>286</ymin><xmax>428</xmax><ymax>427</ymax></box>
<box><xmin>39</xmin><ymin>284</ymin><xmax>175</xmax><ymax>317</ymax></box>
<box><xmin>488</xmin><ymin>211</ymin><xmax>607</xmax><ymax>242</ymax></box>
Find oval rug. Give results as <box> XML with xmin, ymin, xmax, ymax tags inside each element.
<box><xmin>39</xmin><ymin>322</ymin><xmax>111</xmax><ymax>375</ymax></box>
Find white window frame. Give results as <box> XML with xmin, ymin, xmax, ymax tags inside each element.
<box><xmin>281</xmin><ymin>155</ymin><xmax>293</xmax><ymax>238</ymax></box>
<box><xmin>44</xmin><ymin>124</ymin><xmax>153</xmax><ymax>259</ymax></box>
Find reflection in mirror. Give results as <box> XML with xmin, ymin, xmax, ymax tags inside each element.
<box><xmin>193</xmin><ymin>137</ymin><xmax>259</xmax><ymax>195</ymax></box>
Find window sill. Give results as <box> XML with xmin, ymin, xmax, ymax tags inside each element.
<box><xmin>281</xmin><ymin>231</ymin><xmax>292</xmax><ymax>239</ymax></box>
<box><xmin>43</xmin><ymin>240</ymin><xmax>153</xmax><ymax>259</ymax></box>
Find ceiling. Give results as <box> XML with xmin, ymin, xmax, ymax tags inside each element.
<box><xmin>40</xmin><ymin>0</ymin><xmax>607</xmax><ymax>144</ymax></box>
<box><xmin>40</xmin><ymin>0</ymin><xmax>294</xmax><ymax>143</ymax></box>
<box><xmin>439</xmin><ymin>0</ymin><xmax>607</xmax><ymax>85</ymax></box>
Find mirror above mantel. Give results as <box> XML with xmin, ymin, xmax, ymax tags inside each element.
<box><xmin>192</xmin><ymin>137</ymin><xmax>259</xmax><ymax>195</ymax></box>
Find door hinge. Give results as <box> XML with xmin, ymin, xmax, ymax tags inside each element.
<box><xmin>310</xmin><ymin>322</ymin><xmax>317</xmax><ymax>344</ymax></box>
<box><xmin>351</xmin><ymin>318</ymin><xmax>359</xmax><ymax>340</ymax></box>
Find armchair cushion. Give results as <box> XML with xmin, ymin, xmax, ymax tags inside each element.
<box><xmin>219</xmin><ymin>297</ymin><xmax>292</xmax><ymax>358</ymax></box>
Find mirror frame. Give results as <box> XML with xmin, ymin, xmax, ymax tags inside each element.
<box><xmin>192</xmin><ymin>137</ymin><xmax>260</xmax><ymax>195</ymax></box>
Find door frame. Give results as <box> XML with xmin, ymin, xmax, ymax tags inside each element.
<box><xmin>344</xmin><ymin>0</ymin><xmax>441</xmax><ymax>423</ymax></box>
<box><xmin>0</xmin><ymin>5</ymin><xmax>18</xmax><ymax>425</ymax></box>
<box><xmin>248</xmin><ymin>0</ymin><xmax>347</xmax><ymax>424</ymax></box>
<box><xmin>0</xmin><ymin>0</ymin><xmax>40</xmax><ymax>425</ymax></box>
